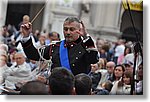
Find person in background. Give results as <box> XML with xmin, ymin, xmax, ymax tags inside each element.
<box><xmin>45</xmin><ymin>31</ymin><xmax>60</xmax><ymax>45</ymax></box>
<box><xmin>35</xmin><ymin>33</ymin><xmax>46</xmax><ymax>48</ymax></box>
<box><xmin>12</xmin><ymin>15</ymin><xmax>30</xmax><ymax>47</ymax></box>
<box><xmin>110</xmin><ymin>71</ymin><xmax>133</xmax><ymax>95</ymax></box>
<box><xmin>135</xmin><ymin>63</ymin><xmax>143</xmax><ymax>95</ymax></box>
<box><xmin>123</xmin><ymin>61</ymin><xmax>133</xmax><ymax>74</ymax></box>
<box><xmin>111</xmin><ymin>65</ymin><xmax>125</xmax><ymax>85</ymax></box>
<box><xmin>20</xmin><ymin>80</ymin><xmax>49</xmax><ymax>95</ymax></box>
<box><xmin>113</xmin><ymin>39</ymin><xmax>125</xmax><ymax>64</ymax></box>
<box><xmin>48</xmin><ymin>67</ymin><xmax>75</xmax><ymax>95</ymax></box>
<box><xmin>0</xmin><ymin>43</ymin><xmax>8</xmax><ymax>52</ymax></box>
<box><xmin>117</xmin><ymin>46</ymin><xmax>132</xmax><ymax>65</ymax></box>
<box><xmin>97</xmin><ymin>61</ymin><xmax>115</xmax><ymax>88</ymax></box>
<box><xmin>89</xmin><ymin>60</ymin><xmax>102</xmax><ymax>91</ymax></box>
<box><xmin>3</xmin><ymin>52</ymin><xmax>32</xmax><ymax>89</ymax></box>
<box><xmin>75</xmin><ymin>73</ymin><xmax>92</xmax><ymax>95</ymax></box>
<box><xmin>1</xmin><ymin>25</ymin><xmax>12</xmax><ymax>47</ymax></box>
<box><xmin>32</xmin><ymin>29</ymin><xmax>40</xmax><ymax>42</ymax></box>
<box><xmin>18</xmin><ymin>15</ymin><xmax>30</xmax><ymax>31</ymax></box>
<box><xmin>94</xmin><ymin>81</ymin><xmax>113</xmax><ymax>95</ymax></box>
<box><xmin>0</xmin><ymin>53</ymin><xmax>9</xmax><ymax>84</ymax></box>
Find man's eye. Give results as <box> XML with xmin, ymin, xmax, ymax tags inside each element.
<box><xmin>70</xmin><ymin>27</ymin><xmax>75</xmax><ymax>31</ymax></box>
<box><xmin>64</xmin><ymin>27</ymin><xmax>76</xmax><ymax>31</ymax></box>
<box><xmin>64</xmin><ymin>27</ymin><xmax>68</xmax><ymax>31</ymax></box>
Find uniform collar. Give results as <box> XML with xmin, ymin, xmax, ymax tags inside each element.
<box><xmin>64</xmin><ymin>37</ymin><xmax>82</xmax><ymax>48</ymax></box>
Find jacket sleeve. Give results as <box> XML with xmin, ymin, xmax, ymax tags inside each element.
<box><xmin>83</xmin><ymin>36</ymin><xmax>99</xmax><ymax>64</ymax></box>
<box><xmin>21</xmin><ymin>37</ymin><xmax>50</xmax><ymax>61</ymax></box>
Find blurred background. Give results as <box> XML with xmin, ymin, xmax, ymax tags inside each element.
<box><xmin>0</xmin><ymin>0</ymin><xmax>143</xmax><ymax>42</ymax></box>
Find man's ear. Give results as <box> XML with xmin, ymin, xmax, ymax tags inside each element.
<box><xmin>79</xmin><ymin>27</ymin><xmax>81</xmax><ymax>31</ymax></box>
<box><xmin>71</xmin><ymin>87</ymin><xmax>76</xmax><ymax>95</ymax></box>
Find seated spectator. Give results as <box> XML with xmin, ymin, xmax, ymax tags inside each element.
<box><xmin>0</xmin><ymin>43</ymin><xmax>8</xmax><ymax>52</ymax></box>
<box><xmin>135</xmin><ymin>63</ymin><xmax>143</xmax><ymax>95</ymax></box>
<box><xmin>75</xmin><ymin>73</ymin><xmax>92</xmax><ymax>95</ymax></box>
<box><xmin>110</xmin><ymin>71</ymin><xmax>133</xmax><ymax>95</ymax></box>
<box><xmin>95</xmin><ymin>81</ymin><xmax>113</xmax><ymax>95</ymax></box>
<box><xmin>97</xmin><ymin>61</ymin><xmax>115</xmax><ymax>88</ymax></box>
<box><xmin>89</xmin><ymin>62</ymin><xmax>101</xmax><ymax>91</ymax></box>
<box><xmin>20</xmin><ymin>80</ymin><xmax>49</xmax><ymax>95</ymax></box>
<box><xmin>48</xmin><ymin>67</ymin><xmax>75</xmax><ymax>95</ymax></box>
<box><xmin>111</xmin><ymin>65</ymin><xmax>125</xmax><ymax>85</ymax></box>
<box><xmin>0</xmin><ymin>53</ymin><xmax>9</xmax><ymax>84</ymax></box>
<box><xmin>3</xmin><ymin>52</ymin><xmax>32</xmax><ymax>89</ymax></box>
<box><xmin>123</xmin><ymin>52</ymin><xmax>142</xmax><ymax>70</ymax></box>
<box><xmin>123</xmin><ymin>61</ymin><xmax>133</xmax><ymax>73</ymax></box>
<box><xmin>7</xmin><ymin>47</ymin><xmax>18</xmax><ymax>67</ymax></box>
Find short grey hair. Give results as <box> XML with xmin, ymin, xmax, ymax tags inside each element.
<box><xmin>64</xmin><ymin>17</ymin><xmax>81</xmax><ymax>23</ymax></box>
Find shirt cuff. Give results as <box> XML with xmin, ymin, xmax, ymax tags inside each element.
<box><xmin>21</xmin><ymin>35</ymin><xmax>31</xmax><ymax>43</ymax></box>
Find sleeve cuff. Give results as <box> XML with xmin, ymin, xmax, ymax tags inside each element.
<box><xmin>21</xmin><ymin>34</ymin><xmax>31</xmax><ymax>43</ymax></box>
<box><xmin>83</xmin><ymin>36</ymin><xmax>95</xmax><ymax>48</ymax></box>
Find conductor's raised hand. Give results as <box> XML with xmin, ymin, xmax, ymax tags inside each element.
<box><xmin>76</xmin><ymin>21</ymin><xmax>88</xmax><ymax>39</ymax></box>
<box><xmin>20</xmin><ymin>22</ymin><xmax>32</xmax><ymax>37</ymax></box>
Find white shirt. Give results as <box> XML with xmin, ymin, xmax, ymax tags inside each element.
<box><xmin>3</xmin><ymin>62</ymin><xmax>32</xmax><ymax>89</ymax></box>
<box><xmin>0</xmin><ymin>65</ymin><xmax>9</xmax><ymax>84</ymax></box>
<box><xmin>3</xmin><ymin>62</ymin><xmax>31</xmax><ymax>78</ymax></box>
<box><xmin>114</xmin><ymin>44</ymin><xmax>125</xmax><ymax>57</ymax></box>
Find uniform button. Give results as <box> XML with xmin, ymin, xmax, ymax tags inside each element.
<box><xmin>79</xmin><ymin>51</ymin><xmax>81</xmax><ymax>54</ymax></box>
<box><xmin>72</xmin><ymin>64</ymin><xmax>75</xmax><ymax>66</ymax></box>
<box><xmin>71</xmin><ymin>45</ymin><xmax>73</xmax><ymax>47</ymax></box>
<box><xmin>51</xmin><ymin>50</ymin><xmax>53</xmax><ymax>53</ymax></box>
<box><xmin>76</xmin><ymin>57</ymin><xmax>78</xmax><ymax>59</ymax></box>
<box><xmin>52</xmin><ymin>45</ymin><xmax>55</xmax><ymax>47</ymax></box>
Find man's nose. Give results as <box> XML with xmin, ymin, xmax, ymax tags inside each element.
<box><xmin>67</xmin><ymin>33</ymin><xmax>70</xmax><ymax>36</ymax></box>
<box><xmin>66</xmin><ymin>29</ymin><xmax>71</xmax><ymax>33</ymax></box>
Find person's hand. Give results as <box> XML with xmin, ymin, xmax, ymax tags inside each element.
<box><xmin>20</xmin><ymin>22</ymin><xmax>32</xmax><ymax>37</ymax></box>
<box><xmin>76</xmin><ymin>21</ymin><xmax>88</xmax><ymax>39</ymax></box>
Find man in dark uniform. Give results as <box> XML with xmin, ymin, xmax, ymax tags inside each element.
<box><xmin>20</xmin><ymin>17</ymin><xmax>98</xmax><ymax>75</ymax></box>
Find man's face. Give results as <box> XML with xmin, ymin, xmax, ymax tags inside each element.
<box><xmin>63</xmin><ymin>21</ymin><xmax>80</xmax><ymax>42</ymax></box>
<box><xmin>15</xmin><ymin>53</ymin><xmax>25</xmax><ymax>65</ymax></box>
<box><xmin>50</xmin><ymin>33</ymin><xmax>59</xmax><ymax>41</ymax></box>
<box><xmin>0</xmin><ymin>55</ymin><xmax>7</xmax><ymax>67</ymax></box>
<box><xmin>125</xmin><ymin>65</ymin><xmax>133</xmax><ymax>73</ymax></box>
<box><xmin>106</xmin><ymin>62</ymin><xmax>114</xmax><ymax>74</ymax></box>
<box><xmin>96</xmin><ymin>39</ymin><xmax>105</xmax><ymax>51</ymax></box>
<box><xmin>39</xmin><ymin>35</ymin><xmax>46</xmax><ymax>45</ymax></box>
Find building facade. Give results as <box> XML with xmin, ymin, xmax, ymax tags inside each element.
<box><xmin>41</xmin><ymin>0</ymin><xmax>122</xmax><ymax>41</ymax></box>
<box><xmin>0</xmin><ymin>0</ymin><xmax>142</xmax><ymax>42</ymax></box>
<box><xmin>0</xmin><ymin>0</ymin><xmax>8</xmax><ymax>28</ymax></box>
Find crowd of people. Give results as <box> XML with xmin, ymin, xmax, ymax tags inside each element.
<box><xmin>0</xmin><ymin>15</ymin><xmax>143</xmax><ymax>95</ymax></box>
